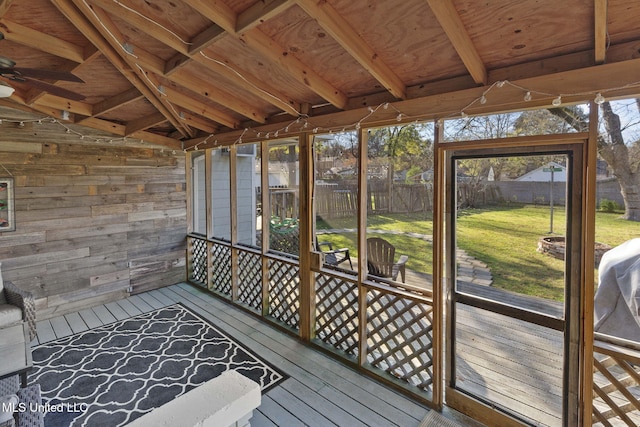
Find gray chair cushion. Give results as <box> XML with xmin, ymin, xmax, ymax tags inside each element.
<box><xmin>0</xmin><ymin>304</ymin><xmax>22</xmax><ymax>328</ymax></box>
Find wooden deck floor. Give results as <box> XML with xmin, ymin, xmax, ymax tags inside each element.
<box><xmin>31</xmin><ymin>282</ymin><xmax>483</xmax><ymax>427</ymax></box>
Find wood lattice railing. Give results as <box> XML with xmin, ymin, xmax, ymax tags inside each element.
<box><xmin>188</xmin><ymin>235</ymin><xmax>435</xmax><ymax>403</ymax></box>
<box><xmin>593</xmin><ymin>334</ymin><xmax>640</xmax><ymax>426</ymax></box>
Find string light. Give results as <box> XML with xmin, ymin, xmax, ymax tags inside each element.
<box><xmin>0</xmin><ymin>116</ymin><xmax>156</xmax><ymax>148</ymax></box>
<box><xmin>183</xmin><ymin>75</ymin><xmax>640</xmax><ymax>151</ymax></box>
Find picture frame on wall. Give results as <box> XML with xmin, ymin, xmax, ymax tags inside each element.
<box><xmin>0</xmin><ymin>177</ymin><xmax>15</xmax><ymax>232</ymax></box>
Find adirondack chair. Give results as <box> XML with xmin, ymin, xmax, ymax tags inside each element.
<box><xmin>316</xmin><ymin>237</ymin><xmax>353</xmax><ymax>269</ymax></box>
<box><xmin>366</xmin><ymin>237</ymin><xmax>409</xmax><ymax>283</ymax></box>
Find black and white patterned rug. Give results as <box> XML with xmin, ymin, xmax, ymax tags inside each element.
<box><xmin>30</xmin><ymin>304</ymin><xmax>286</xmax><ymax>427</ymax></box>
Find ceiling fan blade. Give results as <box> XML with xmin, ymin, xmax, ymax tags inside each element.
<box><xmin>10</xmin><ymin>67</ymin><xmax>84</xmax><ymax>83</ymax></box>
<box><xmin>22</xmin><ymin>77</ymin><xmax>86</xmax><ymax>101</ymax></box>
<box><xmin>0</xmin><ymin>56</ymin><xmax>16</xmax><ymax>68</ymax></box>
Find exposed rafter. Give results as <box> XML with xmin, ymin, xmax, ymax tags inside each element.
<box><xmin>55</xmin><ymin>0</ymin><xmax>193</xmax><ymax>138</ymax></box>
<box><xmin>426</xmin><ymin>0</ymin><xmax>487</xmax><ymax>85</ymax></box>
<box><xmin>0</xmin><ymin>0</ymin><xmax>13</xmax><ymax>17</ymax></box>
<box><xmin>66</xmin><ymin>0</ymin><xmax>193</xmax><ymax>136</ymax></box>
<box><xmin>296</xmin><ymin>0</ymin><xmax>406</xmax><ymax>100</ymax></box>
<box><xmin>92</xmin><ymin>87</ymin><xmax>143</xmax><ymax>117</ymax></box>
<box><xmin>125</xmin><ymin>111</ymin><xmax>166</xmax><ymax>135</ymax></box>
<box><xmin>0</xmin><ymin>19</ymin><xmax>86</xmax><ymax>63</ymax></box>
<box><xmin>182</xmin><ymin>0</ymin><xmax>349</xmax><ymax>110</ymax></box>
<box><xmin>88</xmin><ymin>0</ymin><xmax>284</xmax><ymax>122</ymax></box>
<box><xmin>594</xmin><ymin>0</ymin><xmax>608</xmax><ymax>64</ymax></box>
<box><xmin>236</xmin><ymin>0</ymin><xmax>293</xmax><ymax>33</ymax></box>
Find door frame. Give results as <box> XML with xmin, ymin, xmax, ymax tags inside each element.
<box><xmin>434</xmin><ymin>132</ymin><xmax>589</xmax><ymax>426</ymax></box>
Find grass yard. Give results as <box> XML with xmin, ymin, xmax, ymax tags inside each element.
<box><xmin>316</xmin><ymin>204</ymin><xmax>640</xmax><ymax>301</ymax></box>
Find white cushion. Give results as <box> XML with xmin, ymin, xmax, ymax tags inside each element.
<box><xmin>0</xmin><ymin>305</ymin><xmax>21</xmax><ymax>328</ymax></box>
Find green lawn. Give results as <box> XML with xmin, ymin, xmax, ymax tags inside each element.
<box><xmin>316</xmin><ymin>205</ymin><xmax>639</xmax><ymax>301</ymax></box>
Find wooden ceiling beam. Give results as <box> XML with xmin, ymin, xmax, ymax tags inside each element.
<box><xmin>296</xmin><ymin>0</ymin><xmax>406</xmax><ymax>100</ymax></box>
<box><xmin>183</xmin><ymin>0</ymin><xmax>348</xmax><ymax>110</ymax></box>
<box><xmin>188</xmin><ymin>24</ymin><xmax>226</xmax><ymax>55</ymax></box>
<box><xmin>426</xmin><ymin>0</ymin><xmax>487</xmax><ymax>85</ymax></box>
<box><xmin>594</xmin><ymin>0</ymin><xmax>608</xmax><ymax>64</ymax></box>
<box><xmin>177</xmin><ymin>111</ymin><xmax>218</xmax><ymax>134</ymax></box>
<box><xmin>92</xmin><ymin>87</ymin><xmax>143</xmax><ymax>116</ymax></box>
<box><xmin>236</xmin><ymin>0</ymin><xmax>293</xmax><ymax>33</ymax></box>
<box><xmin>56</xmin><ymin>0</ymin><xmax>193</xmax><ymax>138</ymax></box>
<box><xmin>170</xmin><ymin>71</ymin><xmax>268</xmax><ymax>123</ymax></box>
<box><xmin>190</xmin><ymin>52</ymin><xmax>300</xmax><ymax>116</ymax></box>
<box><xmin>0</xmin><ymin>0</ymin><xmax>14</xmax><ymax>17</ymax></box>
<box><xmin>89</xmin><ymin>0</ymin><xmax>270</xmax><ymax>123</ymax></box>
<box><xmin>15</xmin><ymin>97</ymin><xmax>181</xmax><ymax>149</ymax></box>
<box><xmin>157</xmin><ymin>82</ymin><xmax>240</xmax><ymax>129</ymax></box>
<box><xmin>191</xmin><ymin>59</ymin><xmax>640</xmax><ymax>148</ymax></box>
<box><xmin>125</xmin><ymin>111</ymin><xmax>167</xmax><ymax>135</ymax></box>
<box><xmin>89</xmin><ymin>0</ymin><xmax>189</xmax><ymax>55</ymax></box>
<box><xmin>238</xmin><ymin>29</ymin><xmax>349</xmax><ymax>109</ymax></box>
<box><xmin>0</xmin><ymin>19</ymin><xmax>87</xmax><ymax>63</ymax></box>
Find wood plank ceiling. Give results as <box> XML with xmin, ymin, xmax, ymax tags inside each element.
<box><xmin>0</xmin><ymin>0</ymin><xmax>639</xmax><ymax>150</ymax></box>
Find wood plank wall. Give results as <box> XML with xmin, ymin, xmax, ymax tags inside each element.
<box><xmin>0</xmin><ymin>122</ymin><xmax>186</xmax><ymax>320</ymax></box>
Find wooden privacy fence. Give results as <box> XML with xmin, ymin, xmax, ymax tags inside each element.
<box><xmin>314</xmin><ymin>182</ymin><xmax>433</xmax><ymax>218</ymax></box>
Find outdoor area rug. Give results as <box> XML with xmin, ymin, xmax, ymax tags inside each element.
<box><xmin>29</xmin><ymin>304</ymin><xmax>287</xmax><ymax>427</ymax></box>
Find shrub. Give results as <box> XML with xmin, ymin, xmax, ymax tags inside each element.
<box><xmin>599</xmin><ymin>199</ymin><xmax>622</xmax><ymax>213</ymax></box>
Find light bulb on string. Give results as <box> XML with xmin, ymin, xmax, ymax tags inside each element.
<box><xmin>524</xmin><ymin>92</ymin><xmax>532</xmax><ymax>102</ymax></box>
<box><xmin>480</xmin><ymin>95</ymin><xmax>487</xmax><ymax>105</ymax></box>
<box><xmin>594</xmin><ymin>93</ymin><xmax>606</xmax><ymax>105</ymax></box>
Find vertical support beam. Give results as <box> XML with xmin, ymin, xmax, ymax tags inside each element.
<box><xmin>580</xmin><ymin>102</ymin><xmax>599</xmax><ymax>426</ymax></box>
<box><xmin>230</xmin><ymin>145</ymin><xmax>239</xmax><ymax>302</ymax></box>
<box><xmin>594</xmin><ymin>0</ymin><xmax>608</xmax><ymax>64</ymax></box>
<box><xmin>299</xmin><ymin>133</ymin><xmax>314</xmax><ymax>341</ymax></box>
<box><xmin>185</xmin><ymin>151</ymin><xmax>195</xmax><ymax>235</ymax></box>
<box><xmin>185</xmin><ymin>151</ymin><xmax>195</xmax><ymax>281</ymax></box>
<box><xmin>205</xmin><ymin>149</ymin><xmax>214</xmax><ymax>291</ymax></box>
<box><xmin>357</xmin><ymin>127</ymin><xmax>368</xmax><ymax>366</ymax></box>
<box><xmin>432</xmin><ymin>120</ymin><xmax>445</xmax><ymax>409</ymax></box>
<box><xmin>261</xmin><ymin>141</ymin><xmax>270</xmax><ymax>316</ymax></box>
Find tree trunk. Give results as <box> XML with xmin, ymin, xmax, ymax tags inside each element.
<box><xmin>599</xmin><ymin>101</ymin><xmax>640</xmax><ymax>221</ymax></box>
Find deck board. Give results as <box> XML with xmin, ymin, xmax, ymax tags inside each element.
<box><xmin>30</xmin><ymin>283</ymin><xmax>485</xmax><ymax>427</ymax></box>
<box><xmin>49</xmin><ymin>316</ymin><xmax>72</xmax><ymax>338</ymax></box>
<box><xmin>76</xmin><ymin>308</ymin><xmax>103</xmax><ymax>329</ymax></box>
<box><xmin>64</xmin><ymin>312</ymin><xmax>88</xmax><ymax>334</ymax></box>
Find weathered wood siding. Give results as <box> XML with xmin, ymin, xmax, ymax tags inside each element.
<box><xmin>0</xmin><ymin>129</ymin><xmax>186</xmax><ymax>320</ymax></box>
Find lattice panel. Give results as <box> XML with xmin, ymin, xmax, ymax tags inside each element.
<box><xmin>592</xmin><ymin>341</ymin><xmax>640</xmax><ymax>426</ymax></box>
<box><xmin>188</xmin><ymin>237</ymin><xmax>207</xmax><ymax>287</ymax></box>
<box><xmin>315</xmin><ymin>273</ymin><xmax>359</xmax><ymax>357</ymax></box>
<box><xmin>268</xmin><ymin>259</ymin><xmax>300</xmax><ymax>330</ymax></box>
<box><xmin>366</xmin><ymin>289</ymin><xmax>434</xmax><ymax>391</ymax></box>
<box><xmin>210</xmin><ymin>242</ymin><xmax>232</xmax><ymax>296</ymax></box>
<box><xmin>238</xmin><ymin>250</ymin><xmax>262</xmax><ymax>312</ymax></box>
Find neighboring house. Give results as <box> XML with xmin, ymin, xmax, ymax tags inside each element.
<box><xmin>516</xmin><ymin>161</ymin><xmax>567</xmax><ymax>182</ymax></box>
